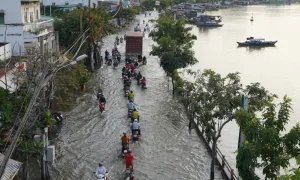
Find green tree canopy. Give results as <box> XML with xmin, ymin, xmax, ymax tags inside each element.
<box><xmin>149</xmin><ymin>13</ymin><xmax>197</xmax><ymax>94</ymax></box>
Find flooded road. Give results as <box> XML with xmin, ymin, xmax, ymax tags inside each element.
<box><xmin>49</xmin><ymin>12</ymin><xmax>224</xmax><ymax>180</ymax></box>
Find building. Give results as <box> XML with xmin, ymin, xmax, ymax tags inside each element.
<box><xmin>42</xmin><ymin>0</ymin><xmax>98</xmax><ymax>6</ymax></box>
<box><xmin>0</xmin><ymin>0</ymin><xmax>57</xmax><ymax>56</ymax></box>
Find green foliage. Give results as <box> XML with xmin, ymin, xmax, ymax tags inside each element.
<box><xmin>235</xmin><ymin>86</ymin><xmax>294</xmax><ymax>180</ymax></box>
<box><xmin>54</xmin><ymin>61</ymin><xmax>90</xmax><ymax>110</ymax></box>
<box><xmin>182</xmin><ymin>69</ymin><xmax>242</xmax><ymax>179</ymax></box>
<box><xmin>149</xmin><ymin>13</ymin><xmax>197</xmax><ymax>94</ymax></box>
<box><xmin>142</xmin><ymin>0</ymin><xmax>156</xmax><ymax>8</ymax></box>
<box><xmin>236</xmin><ymin>141</ymin><xmax>260</xmax><ymax>180</ymax></box>
<box><xmin>54</xmin><ymin>7</ymin><xmax>115</xmax><ymax>48</ymax></box>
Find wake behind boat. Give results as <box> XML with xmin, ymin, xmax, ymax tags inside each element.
<box><xmin>237</xmin><ymin>37</ymin><xmax>277</xmax><ymax>46</ymax></box>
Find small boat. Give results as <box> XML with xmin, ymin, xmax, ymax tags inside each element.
<box><xmin>250</xmin><ymin>13</ymin><xmax>254</xmax><ymax>21</ymax></box>
<box><xmin>196</xmin><ymin>15</ymin><xmax>223</xmax><ymax>27</ymax></box>
<box><xmin>237</xmin><ymin>37</ymin><xmax>277</xmax><ymax>46</ymax></box>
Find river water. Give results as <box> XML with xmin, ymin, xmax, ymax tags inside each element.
<box><xmin>48</xmin><ymin>12</ymin><xmax>224</xmax><ymax>180</ymax></box>
<box><xmin>190</xmin><ymin>5</ymin><xmax>300</xmax><ymax>175</ymax></box>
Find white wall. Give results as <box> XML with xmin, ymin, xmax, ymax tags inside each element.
<box><xmin>0</xmin><ymin>26</ymin><xmax>25</xmax><ymax>56</ymax></box>
<box><xmin>0</xmin><ymin>0</ymin><xmax>22</xmax><ymax>24</ymax></box>
<box><xmin>42</xmin><ymin>0</ymin><xmax>97</xmax><ymax>6</ymax></box>
<box><xmin>0</xmin><ymin>0</ymin><xmax>25</xmax><ymax>56</ymax></box>
<box><xmin>0</xmin><ymin>43</ymin><xmax>12</xmax><ymax>61</ymax></box>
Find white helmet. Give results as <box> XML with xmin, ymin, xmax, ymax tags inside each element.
<box><xmin>134</xmin><ymin>119</ymin><xmax>138</xmax><ymax>122</ymax></box>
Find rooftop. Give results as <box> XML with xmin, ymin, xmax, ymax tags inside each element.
<box><xmin>0</xmin><ymin>153</ymin><xmax>22</xmax><ymax>180</ymax></box>
<box><xmin>0</xmin><ymin>43</ymin><xmax>8</xmax><ymax>47</ymax></box>
<box><xmin>126</xmin><ymin>32</ymin><xmax>143</xmax><ymax>37</ymax></box>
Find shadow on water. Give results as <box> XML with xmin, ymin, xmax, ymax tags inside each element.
<box><xmin>236</xmin><ymin>46</ymin><xmax>277</xmax><ymax>52</ymax></box>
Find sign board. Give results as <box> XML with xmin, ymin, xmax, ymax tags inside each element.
<box><xmin>155</xmin><ymin>1</ymin><xmax>160</xmax><ymax>5</ymax></box>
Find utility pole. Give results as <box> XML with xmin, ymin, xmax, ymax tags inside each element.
<box><xmin>88</xmin><ymin>0</ymin><xmax>95</xmax><ymax>71</ymax></box>
<box><xmin>238</xmin><ymin>95</ymin><xmax>248</xmax><ymax>148</ymax></box>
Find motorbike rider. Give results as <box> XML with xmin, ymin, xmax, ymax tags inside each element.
<box><xmin>121</xmin><ymin>132</ymin><xmax>130</xmax><ymax>150</ymax></box>
<box><xmin>133</xmin><ymin>68</ymin><xmax>140</xmax><ymax>77</ymax></box>
<box><xmin>137</xmin><ymin>72</ymin><xmax>142</xmax><ymax>82</ymax></box>
<box><xmin>142</xmin><ymin>56</ymin><xmax>146</xmax><ymax>63</ymax></box>
<box><xmin>122</xmin><ymin>66</ymin><xmax>126</xmax><ymax>73</ymax></box>
<box><xmin>131</xmin><ymin>109</ymin><xmax>139</xmax><ymax>121</ymax></box>
<box><xmin>97</xmin><ymin>88</ymin><xmax>103</xmax><ymax>100</ymax></box>
<box><xmin>99</xmin><ymin>95</ymin><xmax>106</xmax><ymax>110</ymax></box>
<box><xmin>128</xmin><ymin>102</ymin><xmax>135</xmax><ymax>111</ymax></box>
<box><xmin>134</xmin><ymin>61</ymin><xmax>139</xmax><ymax>67</ymax></box>
<box><xmin>141</xmin><ymin>77</ymin><xmax>147</xmax><ymax>86</ymax></box>
<box><xmin>95</xmin><ymin>162</ymin><xmax>106</xmax><ymax>176</ymax></box>
<box><xmin>131</xmin><ymin>119</ymin><xmax>140</xmax><ymax>135</ymax></box>
<box><xmin>128</xmin><ymin>91</ymin><xmax>134</xmax><ymax>101</ymax></box>
<box><xmin>105</xmin><ymin>50</ymin><xmax>109</xmax><ymax>57</ymax></box>
<box><xmin>125</xmin><ymin>150</ymin><xmax>135</xmax><ymax>169</ymax></box>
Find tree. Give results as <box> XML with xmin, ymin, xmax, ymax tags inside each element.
<box><xmin>184</xmin><ymin>69</ymin><xmax>242</xmax><ymax>180</ymax></box>
<box><xmin>149</xmin><ymin>13</ymin><xmax>197</xmax><ymax>94</ymax></box>
<box><xmin>54</xmin><ymin>7</ymin><xmax>115</xmax><ymax>48</ymax></box>
<box><xmin>235</xmin><ymin>82</ymin><xmax>293</xmax><ymax>180</ymax></box>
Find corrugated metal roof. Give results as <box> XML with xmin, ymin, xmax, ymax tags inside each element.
<box><xmin>0</xmin><ymin>153</ymin><xmax>22</xmax><ymax>180</ymax></box>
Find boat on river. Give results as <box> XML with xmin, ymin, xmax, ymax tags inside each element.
<box><xmin>195</xmin><ymin>15</ymin><xmax>223</xmax><ymax>27</ymax></box>
<box><xmin>237</xmin><ymin>37</ymin><xmax>277</xmax><ymax>46</ymax></box>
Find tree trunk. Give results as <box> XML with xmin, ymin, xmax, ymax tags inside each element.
<box><xmin>171</xmin><ymin>74</ymin><xmax>175</xmax><ymax>95</ymax></box>
<box><xmin>210</xmin><ymin>140</ymin><xmax>217</xmax><ymax>180</ymax></box>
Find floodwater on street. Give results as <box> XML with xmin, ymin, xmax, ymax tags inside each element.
<box><xmin>47</xmin><ymin>12</ymin><xmax>224</xmax><ymax>180</ymax></box>
<box><xmin>190</xmin><ymin>5</ymin><xmax>300</xmax><ymax>174</ymax></box>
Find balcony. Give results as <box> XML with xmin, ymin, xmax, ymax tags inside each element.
<box><xmin>23</xmin><ymin>16</ymin><xmax>54</xmax><ymax>35</ymax></box>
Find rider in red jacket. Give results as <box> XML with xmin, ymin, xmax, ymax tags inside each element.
<box><xmin>124</xmin><ymin>150</ymin><xmax>135</xmax><ymax>169</ymax></box>
<box><xmin>141</xmin><ymin>77</ymin><xmax>146</xmax><ymax>85</ymax></box>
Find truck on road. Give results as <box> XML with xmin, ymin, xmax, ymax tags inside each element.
<box><xmin>125</xmin><ymin>32</ymin><xmax>143</xmax><ymax>60</ymax></box>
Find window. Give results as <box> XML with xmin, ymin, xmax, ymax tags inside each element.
<box><xmin>24</xmin><ymin>8</ymin><xmax>28</xmax><ymax>23</ymax></box>
<box><xmin>0</xmin><ymin>13</ymin><xmax>4</xmax><ymax>24</ymax></box>
<box><xmin>36</xmin><ymin>10</ymin><xmax>39</xmax><ymax>20</ymax></box>
<box><xmin>30</xmin><ymin>12</ymin><xmax>33</xmax><ymax>22</ymax></box>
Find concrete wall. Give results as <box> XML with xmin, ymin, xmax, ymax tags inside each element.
<box><xmin>0</xmin><ymin>43</ymin><xmax>12</xmax><ymax>61</ymax></box>
<box><xmin>0</xmin><ymin>0</ymin><xmax>25</xmax><ymax>56</ymax></box>
<box><xmin>0</xmin><ymin>26</ymin><xmax>25</xmax><ymax>56</ymax></box>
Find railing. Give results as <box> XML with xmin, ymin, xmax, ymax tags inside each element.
<box><xmin>193</xmin><ymin>119</ymin><xmax>238</xmax><ymax>180</ymax></box>
<box><xmin>23</xmin><ymin>16</ymin><xmax>54</xmax><ymax>34</ymax></box>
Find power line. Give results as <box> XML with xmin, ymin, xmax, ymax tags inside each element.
<box><xmin>0</xmin><ymin>66</ymin><xmax>50</xmax><ymax>178</ymax></box>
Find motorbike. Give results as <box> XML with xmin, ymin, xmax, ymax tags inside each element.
<box><xmin>52</xmin><ymin>112</ymin><xmax>63</xmax><ymax>124</ymax></box>
<box><xmin>99</xmin><ymin>103</ymin><xmax>105</xmax><ymax>113</ymax></box>
<box><xmin>95</xmin><ymin>173</ymin><xmax>108</xmax><ymax>180</ymax></box>
<box><xmin>128</xmin><ymin>97</ymin><xmax>134</xmax><ymax>102</ymax></box>
<box><xmin>107</xmin><ymin>59</ymin><xmax>112</xmax><ymax>66</ymax></box>
<box><xmin>132</xmin><ymin>130</ymin><xmax>139</xmax><ymax>141</ymax></box>
<box><xmin>141</xmin><ymin>81</ymin><xmax>147</xmax><ymax>89</ymax></box>
<box><xmin>122</xmin><ymin>145</ymin><xmax>129</xmax><ymax>157</ymax></box>
<box><xmin>125</xmin><ymin>167</ymin><xmax>134</xmax><ymax>179</ymax></box>
<box><xmin>125</xmin><ymin>170</ymin><xmax>135</xmax><ymax>180</ymax></box>
<box><xmin>125</xmin><ymin>89</ymin><xmax>130</xmax><ymax>97</ymax></box>
<box><xmin>120</xmin><ymin>37</ymin><xmax>123</xmax><ymax>43</ymax></box>
<box><xmin>113</xmin><ymin>61</ymin><xmax>118</xmax><ymax>67</ymax></box>
<box><xmin>137</xmin><ymin>79</ymin><xmax>141</xmax><ymax>85</ymax></box>
<box><xmin>128</xmin><ymin>109</ymin><xmax>133</xmax><ymax>118</ymax></box>
<box><xmin>142</xmin><ymin>59</ymin><xmax>147</xmax><ymax>65</ymax></box>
